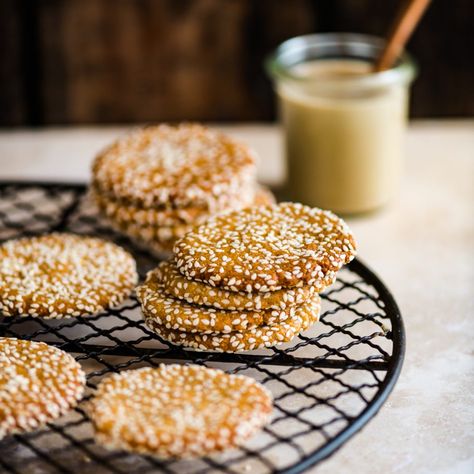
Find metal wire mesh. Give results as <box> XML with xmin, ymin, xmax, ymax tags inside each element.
<box><xmin>0</xmin><ymin>182</ymin><xmax>405</xmax><ymax>474</ymax></box>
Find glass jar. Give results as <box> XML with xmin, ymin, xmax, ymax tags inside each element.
<box><xmin>266</xmin><ymin>33</ymin><xmax>416</xmax><ymax>214</ymax></box>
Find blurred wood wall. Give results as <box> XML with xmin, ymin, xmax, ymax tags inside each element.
<box><xmin>1</xmin><ymin>0</ymin><xmax>473</xmax><ymax>126</ymax></box>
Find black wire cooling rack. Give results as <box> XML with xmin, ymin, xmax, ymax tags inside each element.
<box><xmin>0</xmin><ymin>182</ymin><xmax>405</xmax><ymax>474</ymax></box>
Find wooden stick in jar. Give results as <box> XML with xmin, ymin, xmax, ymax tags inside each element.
<box><xmin>374</xmin><ymin>0</ymin><xmax>432</xmax><ymax>72</ymax></box>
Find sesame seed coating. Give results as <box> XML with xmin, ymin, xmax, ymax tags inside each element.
<box><xmin>92</xmin><ymin>124</ymin><xmax>257</xmax><ymax>209</ymax></box>
<box><xmin>89</xmin><ymin>365</ymin><xmax>272</xmax><ymax>458</ymax></box>
<box><xmin>174</xmin><ymin>202</ymin><xmax>357</xmax><ymax>292</ymax></box>
<box><xmin>0</xmin><ymin>338</ymin><xmax>86</xmax><ymax>439</ymax></box>
<box><xmin>145</xmin><ymin>295</ymin><xmax>320</xmax><ymax>352</ymax></box>
<box><xmin>137</xmin><ymin>273</ymin><xmax>319</xmax><ymax>334</ymax></box>
<box><xmin>143</xmin><ymin>260</ymin><xmax>333</xmax><ymax>312</ymax></box>
<box><xmin>0</xmin><ymin>233</ymin><xmax>138</xmax><ymax>318</ymax></box>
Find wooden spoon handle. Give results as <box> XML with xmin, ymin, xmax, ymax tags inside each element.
<box><xmin>374</xmin><ymin>0</ymin><xmax>431</xmax><ymax>72</ymax></box>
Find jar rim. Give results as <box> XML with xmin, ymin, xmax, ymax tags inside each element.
<box><xmin>265</xmin><ymin>33</ymin><xmax>417</xmax><ymax>88</ymax></box>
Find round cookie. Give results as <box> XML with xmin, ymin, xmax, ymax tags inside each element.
<box><xmin>89</xmin><ymin>364</ymin><xmax>272</xmax><ymax>458</ymax></box>
<box><xmin>124</xmin><ymin>233</ymin><xmax>175</xmax><ymax>258</ymax></box>
<box><xmin>90</xmin><ymin>182</ymin><xmax>256</xmax><ymax>227</ymax></box>
<box><xmin>0</xmin><ymin>338</ymin><xmax>86</xmax><ymax>439</ymax></box>
<box><xmin>175</xmin><ymin>202</ymin><xmax>356</xmax><ymax>293</ymax></box>
<box><xmin>137</xmin><ymin>280</ymin><xmax>312</xmax><ymax>334</ymax></box>
<box><xmin>92</xmin><ymin>123</ymin><xmax>257</xmax><ymax>209</ymax></box>
<box><xmin>145</xmin><ymin>295</ymin><xmax>321</xmax><ymax>352</ymax></box>
<box><xmin>105</xmin><ymin>217</ymin><xmax>179</xmax><ymax>250</ymax></box>
<box><xmin>144</xmin><ymin>261</ymin><xmax>334</xmax><ymax>311</ymax></box>
<box><xmin>104</xmin><ymin>187</ymin><xmax>276</xmax><ymax>253</ymax></box>
<box><xmin>253</xmin><ymin>185</ymin><xmax>276</xmax><ymax>206</ymax></box>
<box><xmin>110</xmin><ymin>219</ymin><xmax>194</xmax><ymax>243</ymax></box>
<box><xmin>92</xmin><ymin>184</ymin><xmax>273</xmax><ymax>229</ymax></box>
<box><xmin>0</xmin><ymin>233</ymin><xmax>138</xmax><ymax>318</ymax></box>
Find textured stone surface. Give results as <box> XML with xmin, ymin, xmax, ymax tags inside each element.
<box><xmin>0</xmin><ymin>122</ymin><xmax>473</xmax><ymax>473</ymax></box>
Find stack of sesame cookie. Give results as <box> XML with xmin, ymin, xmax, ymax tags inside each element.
<box><xmin>138</xmin><ymin>202</ymin><xmax>357</xmax><ymax>352</ymax></box>
<box><xmin>91</xmin><ymin>123</ymin><xmax>273</xmax><ymax>255</ymax></box>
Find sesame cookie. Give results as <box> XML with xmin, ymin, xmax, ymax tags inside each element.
<box><xmin>89</xmin><ymin>364</ymin><xmax>272</xmax><ymax>458</ymax></box>
<box><xmin>110</xmin><ymin>220</ymin><xmax>193</xmax><ymax>244</ymax></box>
<box><xmin>253</xmin><ymin>185</ymin><xmax>276</xmax><ymax>206</ymax></box>
<box><xmin>93</xmin><ymin>184</ymin><xmax>273</xmax><ymax>229</ymax></box>
<box><xmin>145</xmin><ymin>295</ymin><xmax>321</xmax><ymax>352</ymax></box>
<box><xmin>125</xmin><ymin>233</ymin><xmax>175</xmax><ymax>258</ymax></box>
<box><xmin>92</xmin><ymin>124</ymin><xmax>257</xmax><ymax>209</ymax></box>
<box><xmin>0</xmin><ymin>338</ymin><xmax>86</xmax><ymax>439</ymax></box>
<box><xmin>175</xmin><ymin>202</ymin><xmax>356</xmax><ymax>293</ymax></box>
<box><xmin>0</xmin><ymin>233</ymin><xmax>137</xmax><ymax>318</ymax></box>
<box><xmin>137</xmin><ymin>279</ymin><xmax>317</xmax><ymax>334</ymax></box>
<box><xmin>144</xmin><ymin>261</ymin><xmax>334</xmax><ymax>311</ymax></box>
<box><xmin>90</xmin><ymin>182</ymin><xmax>256</xmax><ymax>227</ymax></box>
<box><xmin>103</xmin><ymin>187</ymin><xmax>276</xmax><ymax>254</ymax></box>
<box><xmin>106</xmin><ymin>218</ymin><xmax>179</xmax><ymax>255</ymax></box>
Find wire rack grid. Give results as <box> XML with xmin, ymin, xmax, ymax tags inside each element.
<box><xmin>0</xmin><ymin>182</ymin><xmax>405</xmax><ymax>474</ymax></box>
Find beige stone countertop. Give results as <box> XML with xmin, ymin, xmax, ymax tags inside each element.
<box><xmin>0</xmin><ymin>121</ymin><xmax>473</xmax><ymax>473</ymax></box>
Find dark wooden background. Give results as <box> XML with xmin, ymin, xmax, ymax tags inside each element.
<box><xmin>1</xmin><ymin>0</ymin><xmax>473</xmax><ymax>126</ymax></box>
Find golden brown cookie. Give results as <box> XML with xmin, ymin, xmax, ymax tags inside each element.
<box><xmin>92</xmin><ymin>184</ymin><xmax>273</xmax><ymax>229</ymax></box>
<box><xmin>175</xmin><ymin>202</ymin><xmax>356</xmax><ymax>293</ymax></box>
<box><xmin>144</xmin><ymin>261</ymin><xmax>334</xmax><ymax>311</ymax></box>
<box><xmin>253</xmin><ymin>185</ymin><xmax>276</xmax><ymax>206</ymax></box>
<box><xmin>145</xmin><ymin>295</ymin><xmax>321</xmax><ymax>352</ymax></box>
<box><xmin>89</xmin><ymin>364</ymin><xmax>272</xmax><ymax>458</ymax></box>
<box><xmin>90</xmin><ymin>182</ymin><xmax>256</xmax><ymax>227</ymax></box>
<box><xmin>138</xmin><ymin>279</ymin><xmax>315</xmax><ymax>334</ymax></box>
<box><xmin>92</xmin><ymin>124</ymin><xmax>257</xmax><ymax>209</ymax></box>
<box><xmin>102</xmin><ymin>187</ymin><xmax>276</xmax><ymax>254</ymax></box>
<box><xmin>124</xmin><ymin>233</ymin><xmax>175</xmax><ymax>258</ymax></box>
<box><xmin>0</xmin><ymin>338</ymin><xmax>86</xmax><ymax>439</ymax></box>
<box><xmin>0</xmin><ymin>233</ymin><xmax>138</xmax><ymax>318</ymax></box>
<box><xmin>110</xmin><ymin>220</ymin><xmax>193</xmax><ymax>243</ymax></box>
<box><xmin>107</xmin><ymin>219</ymin><xmax>190</xmax><ymax>260</ymax></box>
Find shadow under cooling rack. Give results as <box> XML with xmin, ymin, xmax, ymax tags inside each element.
<box><xmin>0</xmin><ymin>182</ymin><xmax>405</xmax><ymax>474</ymax></box>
